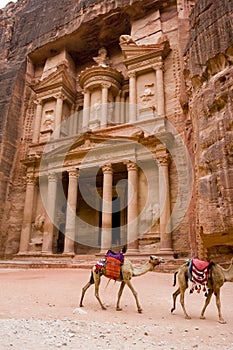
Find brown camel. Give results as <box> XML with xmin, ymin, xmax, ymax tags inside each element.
<box><xmin>171</xmin><ymin>258</ymin><xmax>233</xmax><ymax>323</ymax></box>
<box><xmin>80</xmin><ymin>254</ymin><xmax>164</xmax><ymax>313</ymax></box>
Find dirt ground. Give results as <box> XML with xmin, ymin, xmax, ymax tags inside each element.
<box><xmin>0</xmin><ymin>267</ymin><xmax>233</xmax><ymax>350</ymax></box>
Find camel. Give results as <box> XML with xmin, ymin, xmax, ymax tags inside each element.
<box><xmin>80</xmin><ymin>250</ymin><xmax>164</xmax><ymax>313</ymax></box>
<box><xmin>171</xmin><ymin>257</ymin><xmax>233</xmax><ymax>323</ymax></box>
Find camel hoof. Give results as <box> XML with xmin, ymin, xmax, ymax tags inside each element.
<box><xmin>200</xmin><ymin>316</ymin><xmax>206</xmax><ymax>320</ymax></box>
<box><xmin>138</xmin><ymin>309</ymin><xmax>143</xmax><ymax>314</ymax></box>
<box><xmin>218</xmin><ymin>319</ymin><xmax>226</xmax><ymax>324</ymax></box>
<box><xmin>171</xmin><ymin>308</ymin><xmax>175</xmax><ymax>313</ymax></box>
<box><xmin>102</xmin><ymin>306</ymin><xmax>107</xmax><ymax>310</ymax></box>
<box><xmin>185</xmin><ymin>315</ymin><xmax>191</xmax><ymax>320</ymax></box>
<box><xmin>116</xmin><ymin>307</ymin><xmax>122</xmax><ymax>311</ymax></box>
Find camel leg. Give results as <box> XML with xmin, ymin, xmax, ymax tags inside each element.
<box><xmin>171</xmin><ymin>287</ymin><xmax>180</xmax><ymax>313</ymax></box>
<box><xmin>116</xmin><ymin>281</ymin><xmax>125</xmax><ymax>311</ymax></box>
<box><xmin>125</xmin><ymin>280</ymin><xmax>142</xmax><ymax>313</ymax></box>
<box><xmin>79</xmin><ymin>280</ymin><xmax>92</xmax><ymax>307</ymax></box>
<box><xmin>214</xmin><ymin>288</ymin><xmax>226</xmax><ymax>324</ymax></box>
<box><xmin>180</xmin><ymin>288</ymin><xmax>191</xmax><ymax>319</ymax></box>
<box><xmin>200</xmin><ymin>289</ymin><xmax>213</xmax><ymax>320</ymax></box>
<box><xmin>94</xmin><ymin>273</ymin><xmax>107</xmax><ymax>310</ymax></box>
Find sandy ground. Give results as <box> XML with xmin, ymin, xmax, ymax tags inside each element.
<box><xmin>0</xmin><ymin>267</ymin><xmax>233</xmax><ymax>350</ymax></box>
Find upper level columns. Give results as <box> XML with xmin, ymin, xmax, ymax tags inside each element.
<box><xmin>101</xmin><ymin>163</ymin><xmax>113</xmax><ymax>251</ymax></box>
<box><xmin>83</xmin><ymin>89</ymin><xmax>91</xmax><ymax>131</ymax></box>
<box><xmin>63</xmin><ymin>169</ymin><xmax>79</xmax><ymax>254</ymax></box>
<box><xmin>154</xmin><ymin>64</ymin><xmax>165</xmax><ymax>117</ymax></box>
<box><xmin>101</xmin><ymin>83</ymin><xmax>110</xmax><ymax>127</ymax></box>
<box><xmin>126</xmin><ymin>161</ymin><xmax>138</xmax><ymax>251</ymax></box>
<box><xmin>42</xmin><ymin>172</ymin><xmax>58</xmax><ymax>254</ymax></box>
<box><xmin>128</xmin><ymin>72</ymin><xmax>137</xmax><ymax>123</ymax></box>
<box><xmin>32</xmin><ymin>99</ymin><xmax>43</xmax><ymax>144</ymax></box>
<box><xmin>157</xmin><ymin>153</ymin><xmax>173</xmax><ymax>254</ymax></box>
<box><xmin>53</xmin><ymin>93</ymin><xmax>65</xmax><ymax>139</ymax></box>
<box><xmin>19</xmin><ymin>174</ymin><xmax>36</xmax><ymax>253</ymax></box>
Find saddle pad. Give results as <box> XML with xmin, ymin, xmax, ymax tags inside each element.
<box><xmin>192</xmin><ymin>258</ymin><xmax>210</xmax><ymax>271</ymax></box>
<box><xmin>105</xmin><ymin>257</ymin><xmax>121</xmax><ymax>280</ymax></box>
<box><xmin>190</xmin><ymin>258</ymin><xmax>210</xmax><ymax>285</ymax></box>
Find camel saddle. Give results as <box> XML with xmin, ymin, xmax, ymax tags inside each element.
<box><xmin>104</xmin><ymin>250</ymin><xmax>124</xmax><ymax>280</ymax></box>
<box><xmin>188</xmin><ymin>258</ymin><xmax>211</xmax><ymax>285</ymax></box>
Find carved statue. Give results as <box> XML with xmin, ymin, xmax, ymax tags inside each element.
<box><xmin>119</xmin><ymin>35</ymin><xmax>136</xmax><ymax>45</ymax></box>
<box><xmin>34</xmin><ymin>213</ymin><xmax>45</xmax><ymax>232</ymax></box>
<box><xmin>93</xmin><ymin>47</ymin><xmax>111</xmax><ymax>67</ymax></box>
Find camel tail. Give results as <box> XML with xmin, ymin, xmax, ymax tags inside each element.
<box><xmin>173</xmin><ymin>270</ymin><xmax>178</xmax><ymax>286</ymax></box>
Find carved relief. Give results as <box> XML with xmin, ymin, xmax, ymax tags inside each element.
<box><xmin>140</xmin><ymin>83</ymin><xmax>155</xmax><ymax>105</ymax></box>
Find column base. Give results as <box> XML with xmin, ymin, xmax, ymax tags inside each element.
<box><xmin>157</xmin><ymin>248</ymin><xmax>174</xmax><ymax>258</ymax></box>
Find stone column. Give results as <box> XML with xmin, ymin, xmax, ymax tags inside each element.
<box><xmin>126</xmin><ymin>161</ymin><xmax>138</xmax><ymax>252</ymax></box>
<box><xmin>129</xmin><ymin>71</ymin><xmax>137</xmax><ymax>123</ymax></box>
<box><xmin>64</xmin><ymin>169</ymin><xmax>79</xmax><ymax>254</ymax></box>
<box><xmin>42</xmin><ymin>172</ymin><xmax>58</xmax><ymax>254</ymax></box>
<box><xmin>101</xmin><ymin>83</ymin><xmax>110</xmax><ymax>127</ymax></box>
<box><xmin>83</xmin><ymin>89</ymin><xmax>91</xmax><ymax>131</ymax></box>
<box><xmin>68</xmin><ymin>105</ymin><xmax>76</xmax><ymax>136</ymax></box>
<box><xmin>157</xmin><ymin>153</ymin><xmax>173</xmax><ymax>254</ymax></box>
<box><xmin>101</xmin><ymin>163</ymin><xmax>113</xmax><ymax>251</ymax></box>
<box><xmin>155</xmin><ymin>64</ymin><xmax>165</xmax><ymax>117</ymax></box>
<box><xmin>115</xmin><ymin>91</ymin><xmax>121</xmax><ymax>124</ymax></box>
<box><xmin>32</xmin><ymin>99</ymin><xmax>43</xmax><ymax>143</ymax></box>
<box><xmin>120</xmin><ymin>92</ymin><xmax>125</xmax><ymax>124</ymax></box>
<box><xmin>53</xmin><ymin>93</ymin><xmax>65</xmax><ymax>139</ymax></box>
<box><xmin>19</xmin><ymin>174</ymin><xmax>36</xmax><ymax>253</ymax></box>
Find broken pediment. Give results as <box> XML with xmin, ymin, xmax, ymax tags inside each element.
<box><xmin>33</xmin><ymin>64</ymin><xmax>76</xmax><ymax>101</ymax></box>
<box><xmin>119</xmin><ymin>34</ymin><xmax>171</xmax><ymax>69</ymax></box>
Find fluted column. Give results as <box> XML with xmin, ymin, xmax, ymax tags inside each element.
<box><xmin>63</xmin><ymin>169</ymin><xmax>79</xmax><ymax>254</ymax></box>
<box><xmin>157</xmin><ymin>153</ymin><xmax>173</xmax><ymax>254</ymax></box>
<box><xmin>53</xmin><ymin>93</ymin><xmax>65</xmax><ymax>139</ymax></box>
<box><xmin>42</xmin><ymin>172</ymin><xmax>58</xmax><ymax>254</ymax></box>
<box><xmin>19</xmin><ymin>174</ymin><xmax>36</xmax><ymax>253</ymax></box>
<box><xmin>32</xmin><ymin>99</ymin><xmax>43</xmax><ymax>143</ymax></box>
<box><xmin>155</xmin><ymin>64</ymin><xmax>165</xmax><ymax>117</ymax></box>
<box><xmin>101</xmin><ymin>164</ymin><xmax>113</xmax><ymax>251</ymax></box>
<box><xmin>126</xmin><ymin>161</ymin><xmax>138</xmax><ymax>252</ymax></box>
<box><xmin>83</xmin><ymin>89</ymin><xmax>91</xmax><ymax>131</ymax></box>
<box><xmin>101</xmin><ymin>83</ymin><xmax>110</xmax><ymax>127</ymax></box>
<box><xmin>129</xmin><ymin>72</ymin><xmax>137</xmax><ymax>122</ymax></box>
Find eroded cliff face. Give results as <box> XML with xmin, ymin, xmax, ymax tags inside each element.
<box><xmin>184</xmin><ymin>0</ymin><xmax>233</xmax><ymax>259</ymax></box>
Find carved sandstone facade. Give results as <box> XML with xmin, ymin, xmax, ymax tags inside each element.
<box><xmin>0</xmin><ymin>0</ymin><xmax>232</xmax><ymax>261</ymax></box>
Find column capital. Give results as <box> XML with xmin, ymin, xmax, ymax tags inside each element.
<box><xmin>26</xmin><ymin>174</ymin><xmax>35</xmax><ymax>185</ymax></box>
<box><xmin>67</xmin><ymin>168</ymin><xmax>79</xmax><ymax>179</ymax></box>
<box><xmin>48</xmin><ymin>172</ymin><xmax>58</xmax><ymax>182</ymax></box>
<box><xmin>101</xmin><ymin>82</ymin><xmax>111</xmax><ymax>89</ymax></box>
<box><xmin>128</xmin><ymin>71</ymin><xmax>136</xmax><ymax>78</ymax></box>
<box><xmin>55</xmin><ymin>92</ymin><xmax>66</xmax><ymax>100</ymax></box>
<box><xmin>156</xmin><ymin>153</ymin><xmax>171</xmax><ymax>166</ymax></box>
<box><xmin>83</xmin><ymin>88</ymin><xmax>90</xmax><ymax>94</ymax></box>
<box><xmin>152</xmin><ymin>62</ymin><xmax>164</xmax><ymax>71</ymax></box>
<box><xmin>34</xmin><ymin>98</ymin><xmax>43</xmax><ymax>105</ymax></box>
<box><xmin>126</xmin><ymin>161</ymin><xmax>138</xmax><ymax>171</ymax></box>
<box><xmin>102</xmin><ymin>163</ymin><xmax>113</xmax><ymax>174</ymax></box>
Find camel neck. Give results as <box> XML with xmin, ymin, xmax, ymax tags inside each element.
<box><xmin>132</xmin><ymin>262</ymin><xmax>152</xmax><ymax>277</ymax></box>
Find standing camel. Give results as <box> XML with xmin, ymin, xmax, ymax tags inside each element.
<box><xmin>80</xmin><ymin>254</ymin><xmax>164</xmax><ymax>313</ymax></box>
<box><xmin>171</xmin><ymin>258</ymin><xmax>233</xmax><ymax>323</ymax></box>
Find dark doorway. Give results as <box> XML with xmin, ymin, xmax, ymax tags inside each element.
<box><xmin>112</xmin><ymin>197</ymin><xmax>121</xmax><ymax>246</ymax></box>
<box><xmin>57</xmin><ymin>223</ymin><xmax>65</xmax><ymax>253</ymax></box>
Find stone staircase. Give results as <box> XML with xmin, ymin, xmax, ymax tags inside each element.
<box><xmin>0</xmin><ymin>254</ymin><xmax>186</xmax><ymax>273</ymax></box>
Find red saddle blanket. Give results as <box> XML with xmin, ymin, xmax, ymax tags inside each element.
<box><xmin>105</xmin><ymin>257</ymin><xmax>121</xmax><ymax>280</ymax></box>
<box><xmin>189</xmin><ymin>258</ymin><xmax>210</xmax><ymax>285</ymax></box>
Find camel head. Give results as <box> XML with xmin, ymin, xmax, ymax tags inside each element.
<box><xmin>149</xmin><ymin>256</ymin><xmax>165</xmax><ymax>268</ymax></box>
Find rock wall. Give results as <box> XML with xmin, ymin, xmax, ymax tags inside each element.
<box><xmin>184</xmin><ymin>0</ymin><xmax>233</xmax><ymax>260</ymax></box>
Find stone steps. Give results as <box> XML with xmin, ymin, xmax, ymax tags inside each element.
<box><xmin>0</xmin><ymin>255</ymin><xmax>186</xmax><ymax>272</ymax></box>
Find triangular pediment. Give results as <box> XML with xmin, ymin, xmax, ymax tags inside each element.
<box><xmin>33</xmin><ymin>64</ymin><xmax>76</xmax><ymax>95</ymax></box>
<box><xmin>120</xmin><ymin>37</ymin><xmax>170</xmax><ymax>66</ymax></box>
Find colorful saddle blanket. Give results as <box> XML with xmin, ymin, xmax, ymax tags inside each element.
<box><xmin>188</xmin><ymin>258</ymin><xmax>210</xmax><ymax>285</ymax></box>
<box><xmin>95</xmin><ymin>249</ymin><xmax>124</xmax><ymax>280</ymax></box>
